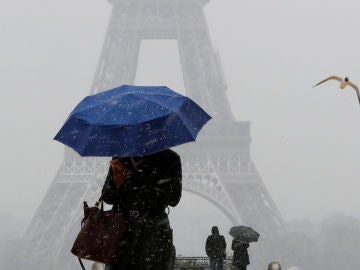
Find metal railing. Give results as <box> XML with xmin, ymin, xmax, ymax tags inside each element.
<box><xmin>175</xmin><ymin>257</ymin><xmax>233</xmax><ymax>269</ymax></box>
<box><xmin>89</xmin><ymin>257</ymin><xmax>234</xmax><ymax>270</ymax></box>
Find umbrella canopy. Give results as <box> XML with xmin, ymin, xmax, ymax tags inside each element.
<box><xmin>229</xmin><ymin>226</ymin><xmax>260</xmax><ymax>243</ymax></box>
<box><xmin>54</xmin><ymin>85</ymin><xmax>211</xmax><ymax>157</ymax></box>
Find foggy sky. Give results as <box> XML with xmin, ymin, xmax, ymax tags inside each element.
<box><xmin>1</xmin><ymin>0</ymin><xmax>360</xmax><ymax>253</ymax></box>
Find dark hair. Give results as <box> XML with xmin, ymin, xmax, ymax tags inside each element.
<box><xmin>268</xmin><ymin>261</ymin><xmax>281</xmax><ymax>270</ymax></box>
<box><xmin>211</xmin><ymin>226</ymin><xmax>219</xmax><ymax>234</ymax></box>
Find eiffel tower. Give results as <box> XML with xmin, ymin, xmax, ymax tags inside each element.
<box><xmin>19</xmin><ymin>0</ymin><xmax>285</xmax><ymax>269</ymax></box>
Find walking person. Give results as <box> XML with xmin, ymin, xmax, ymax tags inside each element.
<box><xmin>102</xmin><ymin>149</ymin><xmax>182</xmax><ymax>270</ymax></box>
<box><xmin>231</xmin><ymin>238</ymin><xmax>250</xmax><ymax>270</ymax></box>
<box><xmin>205</xmin><ymin>226</ymin><xmax>227</xmax><ymax>270</ymax></box>
<box><xmin>228</xmin><ymin>225</ymin><xmax>259</xmax><ymax>270</ymax></box>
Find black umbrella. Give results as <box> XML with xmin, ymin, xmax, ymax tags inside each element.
<box><xmin>229</xmin><ymin>226</ymin><xmax>260</xmax><ymax>243</ymax></box>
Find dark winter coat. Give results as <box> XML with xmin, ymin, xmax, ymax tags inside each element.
<box><xmin>231</xmin><ymin>239</ymin><xmax>250</xmax><ymax>266</ymax></box>
<box><xmin>102</xmin><ymin>149</ymin><xmax>182</xmax><ymax>216</ymax></box>
<box><xmin>101</xmin><ymin>149</ymin><xmax>182</xmax><ymax>269</ymax></box>
<box><xmin>205</xmin><ymin>233</ymin><xmax>227</xmax><ymax>259</ymax></box>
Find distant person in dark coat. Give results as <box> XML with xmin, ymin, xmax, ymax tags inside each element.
<box><xmin>205</xmin><ymin>226</ymin><xmax>227</xmax><ymax>270</ymax></box>
<box><xmin>231</xmin><ymin>238</ymin><xmax>250</xmax><ymax>270</ymax></box>
<box><xmin>102</xmin><ymin>149</ymin><xmax>182</xmax><ymax>270</ymax></box>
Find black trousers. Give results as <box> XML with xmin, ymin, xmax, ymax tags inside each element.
<box><xmin>210</xmin><ymin>258</ymin><xmax>224</xmax><ymax>270</ymax></box>
<box><xmin>106</xmin><ymin>214</ymin><xmax>173</xmax><ymax>270</ymax></box>
<box><xmin>233</xmin><ymin>265</ymin><xmax>247</xmax><ymax>270</ymax></box>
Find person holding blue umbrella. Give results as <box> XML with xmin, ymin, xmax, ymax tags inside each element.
<box><xmin>55</xmin><ymin>85</ymin><xmax>211</xmax><ymax>270</ymax></box>
<box><xmin>102</xmin><ymin>149</ymin><xmax>182</xmax><ymax>269</ymax></box>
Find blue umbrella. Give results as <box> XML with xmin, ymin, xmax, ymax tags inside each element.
<box><xmin>54</xmin><ymin>85</ymin><xmax>211</xmax><ymax>157</ymax></box>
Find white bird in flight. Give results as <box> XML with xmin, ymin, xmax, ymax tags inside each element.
<box><xmin>313</xmin><ymin>75</ymin><xmax>360</xmax><ymax>105</ymax></box>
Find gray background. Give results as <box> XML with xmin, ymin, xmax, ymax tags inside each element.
<box><xmin>0</xmin><ymin>0</ymin><xmax>359</xmax><ymax>256</ymax></box>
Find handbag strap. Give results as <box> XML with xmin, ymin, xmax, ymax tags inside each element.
<box><xmin>95</xmin><ymin>196</ymin><xmax>103</xmax><ymax>211</ymax></box>
<box><xmin>77</xmin><ymin>257</ymin><xmax>86</xmax><ymax>270</ymax></box>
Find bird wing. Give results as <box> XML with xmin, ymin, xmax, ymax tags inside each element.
<box><xmin>313</xmin><ymin>75</ymin><xmax>343</xmax><ymax>87</ymax></box>
<box><xmin>348</xmin><ymin>82</ymin><xmax>360</xmax><ymax>105</ymax></box>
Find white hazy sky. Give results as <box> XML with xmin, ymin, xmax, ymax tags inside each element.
<box><xmin>1</xmin><ymin>0</ymin><xmax>360</xmax><ymax>254</ymax></box>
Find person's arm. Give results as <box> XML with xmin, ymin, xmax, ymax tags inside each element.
<box><xmin>167</xmin><ymin>151</ymin><xmax>182</xmax><ymax>207</ymax></box>
<box><xmin>152</xmin><ymin>150</ymin><xmax>182</xmax><ymax>207</ymax></box>
<box><xmin>221</xmin><ymin>236</ymin><xmax>227</xmax><ymax>258</ymax></box>
<box><xmin>205</xmin><ymin>237</ymin><xmax>211</xmax><ymax>256</ymax></box>
<box><xmin>222</xmin><ymin>236</ymin><xmax>227</xmax><ymax>250</ymax></box>
<box><xmin>101</xmin><ymin>167</ymin><xmax>121</xmax><ymax>204</ymax></box>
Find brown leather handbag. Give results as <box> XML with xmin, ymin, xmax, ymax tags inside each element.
<box><xmin>71</xmin><ymin>198</ymin><xmax>127</xmax><ymax>267</ymax></box>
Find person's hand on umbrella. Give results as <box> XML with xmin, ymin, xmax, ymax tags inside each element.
<box><xmin>110</xmin><ymin>160</ymin><xmax>131</xmax><ymax>188</ymax></box>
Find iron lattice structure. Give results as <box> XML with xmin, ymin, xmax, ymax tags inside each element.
<box><xmin>18</xmin><ymin>1</ymin><xmax>285</xmax><ymax>269</ymax></box>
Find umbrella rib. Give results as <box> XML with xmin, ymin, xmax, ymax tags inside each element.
<box><xmin>132</xmin><ymin>93</ymin><xmax>210</xmax><ymax>139</ymax></box>
<box><xmin>127</xmin><ymin>93</ymin><xmax>200</xmax><ymax>137</ymax></box>
<box><xmin>76</xmin><ymin>118</ymin><xmax>102</xmax><ymax>154</ymax></box>
<box><xmin>127</xmin><ymin>92</ymin><xmax>186</xmax><ymax>111</ymax></box>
